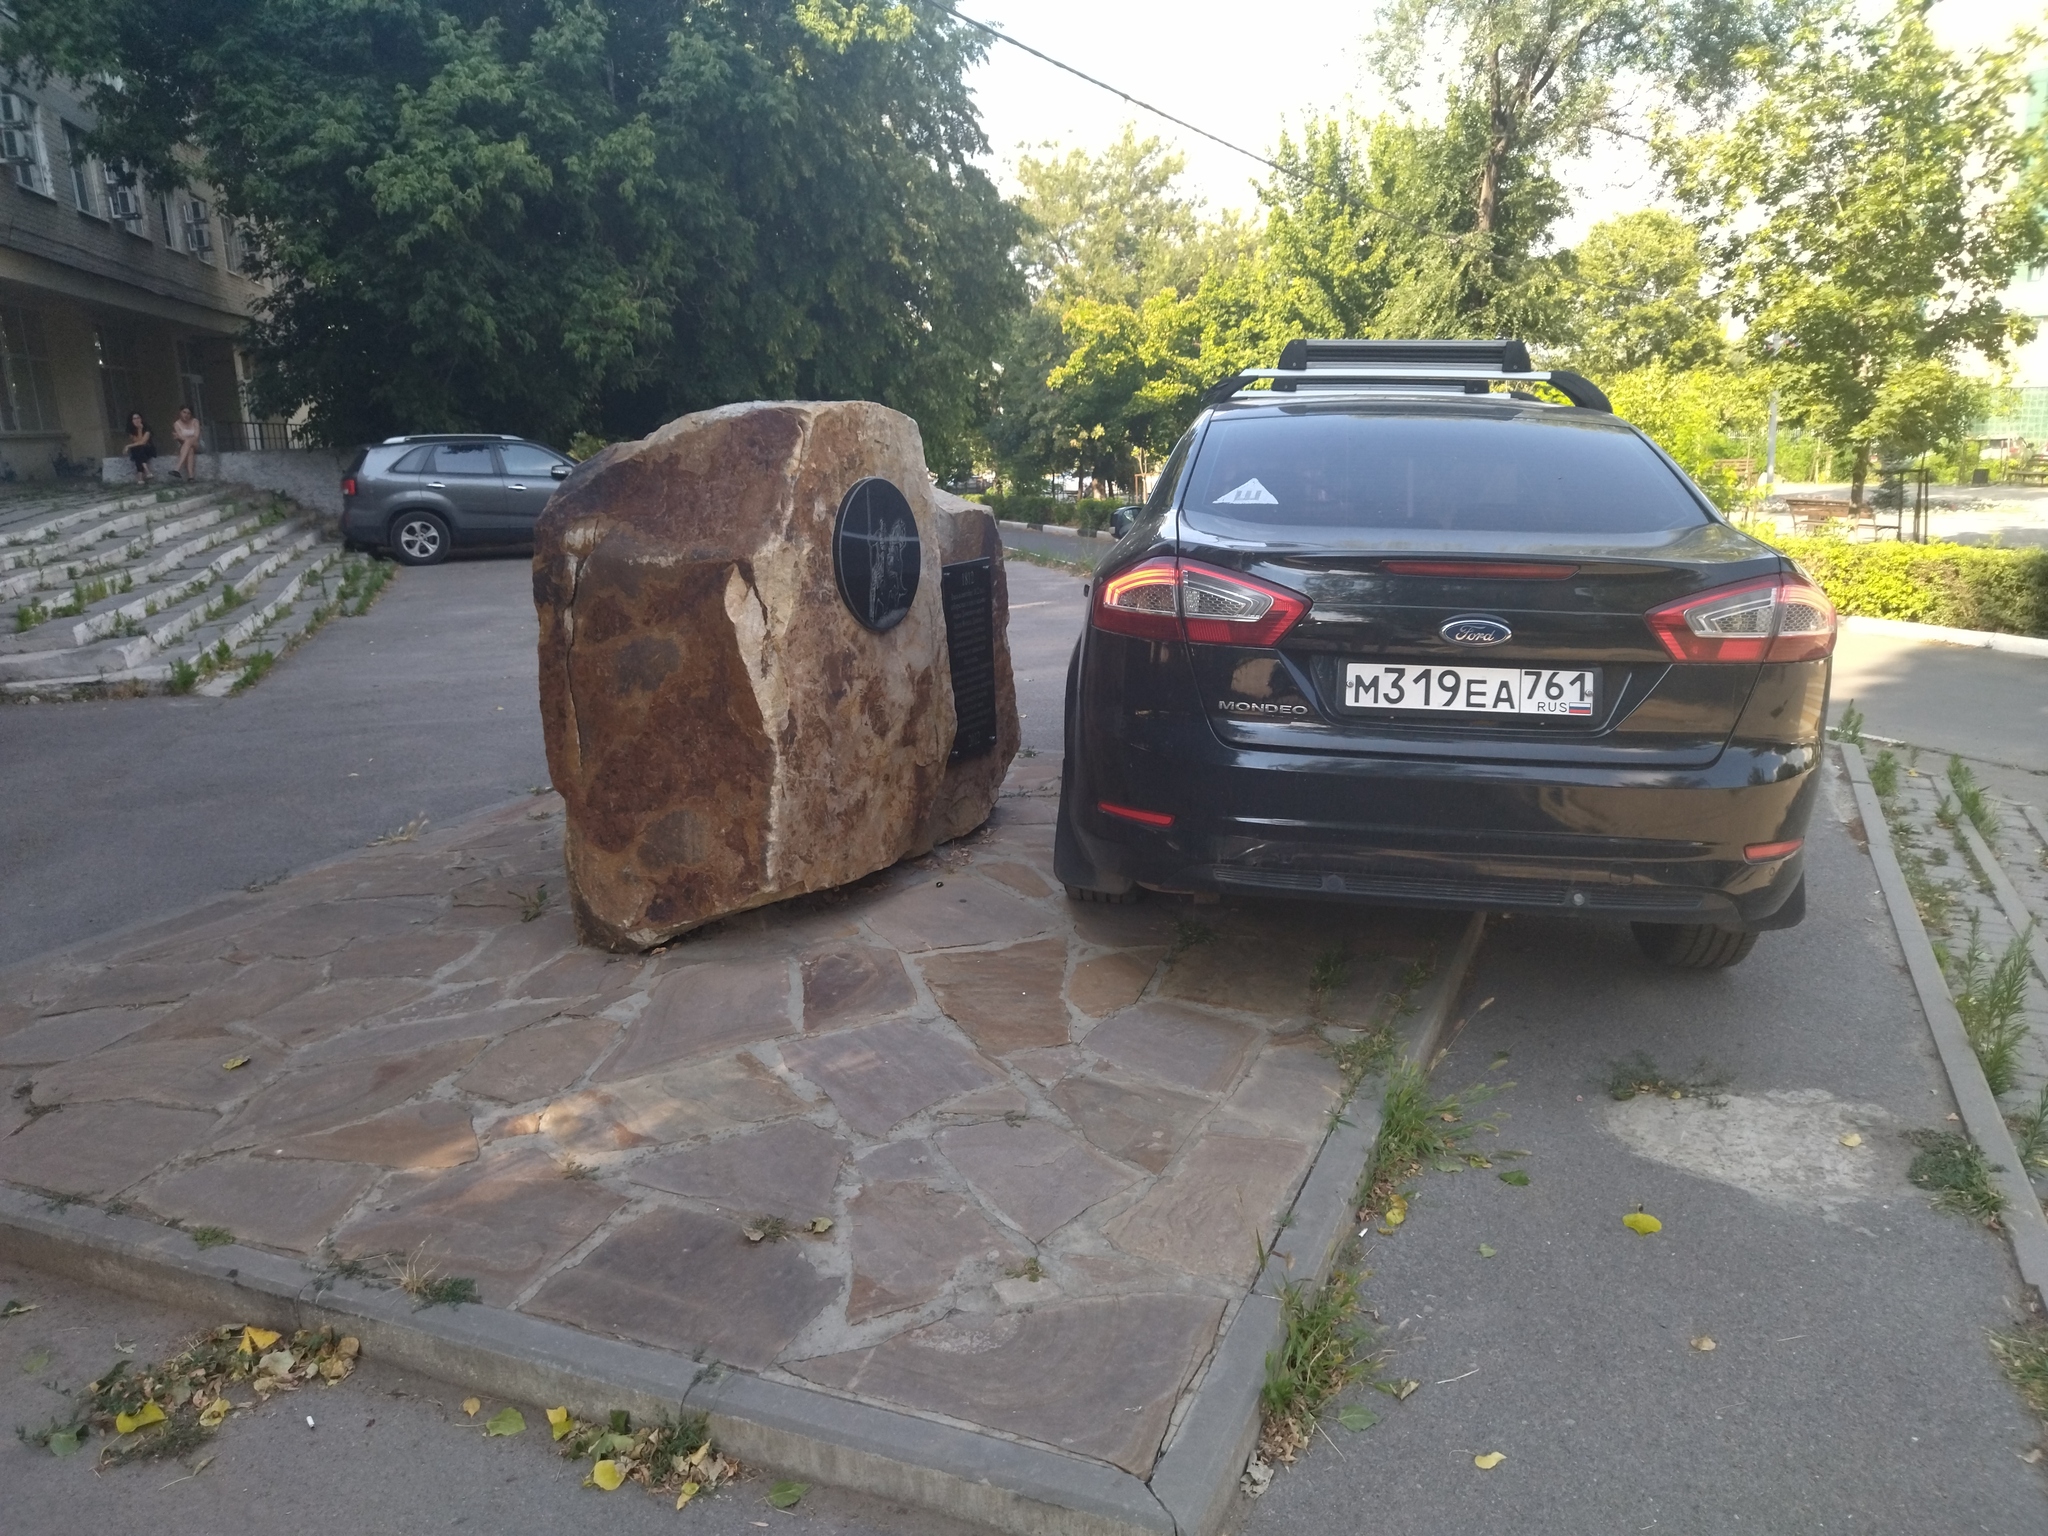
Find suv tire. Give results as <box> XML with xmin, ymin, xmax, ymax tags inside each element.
<box><xmin>390</xmin><ymin>511</ymin><xmax>451</xmax><ymax>566</ymax></box>
<box><xmin>1631</xmin><ymin>922</ymin><xmax>1759</xmax><ymax>970</ymax></box>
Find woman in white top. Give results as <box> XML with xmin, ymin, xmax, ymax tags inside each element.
<box><xmin>171</xmin><ymin>406</ymin><xmax>202</xmax><ymax>481</ymax></box>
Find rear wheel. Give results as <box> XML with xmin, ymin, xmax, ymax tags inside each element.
<box><xmin>1631</xmin><ymin>922</ymin><xmax>1758</xmax><ymax>969</ymax></box>
<box><xmin>390</xmin><ymin>511</ymin><xmax>450</xmax><ymax>566</ymax></box>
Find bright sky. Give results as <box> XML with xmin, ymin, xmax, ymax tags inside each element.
<box><xmin>960</xmin><ymin>0</ymin><xmax>2042</xmax><ymax>248</ymax></box>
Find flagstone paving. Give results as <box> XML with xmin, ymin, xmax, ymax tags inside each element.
<box><xmin>0</xmin><ymin>756</ymin><xmax>1464</xmax><ymax>1485</ymax></box>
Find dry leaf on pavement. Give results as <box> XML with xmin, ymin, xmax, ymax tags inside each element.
<box><xmin>1473</xmin><ymin>1451</ymin><xmax>1506</xmax><ymax>1469</ymax></box>
<box><xmin>1622</xmin><ymin>1209</ymin><xmax>1662</xmax><ymax>1235</ymax></box>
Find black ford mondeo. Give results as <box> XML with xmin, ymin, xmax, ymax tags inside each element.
<box><xmin>1054</xmin><ymin>339</ymin><xmax>1833</xmax><ymax>969</ymax></box>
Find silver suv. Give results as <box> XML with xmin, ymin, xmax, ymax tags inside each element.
<box><xmin>340</xmin><ymin>435</ymin><xmax>573</xmax><ymax>565</ymax></box>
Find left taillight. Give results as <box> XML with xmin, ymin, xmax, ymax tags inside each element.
<box><xmin>1644</xmin><ymin>574</ymin><xmax>1836</xmax><ymax>664</ymax></box>
<box><xmin>340</xmin><ymin>477</ymin><xmax>357</xmax><ymax>498</ymax></box>
<box><xmin>1092</xmin><ymin>558</ymin><xmax>1309</xmax><ymax>647</ymax></box>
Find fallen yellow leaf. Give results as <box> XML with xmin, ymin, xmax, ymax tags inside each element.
<box><xmin>337</xmin><ymin>1337</ymin><xmax>360</xmax><ymax>1358</ymax></box>
<box><xmin>463</xmin><ymin>1397</ymin><xmax>482</xmax><ymax>1417</ymax></box>
<box><xmin>221</xmin><ymin>1055</ymin><xmax>250</xmax><ymax>1071</ymax></box>
<box><xmin>676</xmin><ymin>1481</ymin><xmax>701</xmax><ymax>1509</ymax></box>
<box><xmin>115</xmin><ymin>1402</ymin><xmax>166</xmax><ymax>1435</ymax></box>
<box><xmin>1474</xmin><ymin>1451</ymin><xmax>1506</xmax><ymax>1469</ymax></box>
<box><xmin>809</xmin><ymin>1217</ymin><xmax>834</xmax><ymax>1234</ymax></box>
<box><xmin>1384</xmin><ymin>1194</ymin><xmax>1408</xmax><ymax>1228</ymax></box>
<box><xmin>1622</xmin><ymin>1210</ymin><xmax>1662</xmax><ymax>1236</ymax></box>
<box><xmin>687</xmin><ymin>1441</ymin><xmax>711</xmax><ymax>1467</ymax></box>
<box><xmin>1391</xmin><ymin>1378</ymin><xmax>1420</xmax><ymax>1401</ymax></box>
<box><xmin>240</xmin><ymin>1326</ymin><xmax>280</xmax><ymax>1354</ymax></box>
<box><xmin>198</xmin><ymin>1397</ymin><xmax>230</xmax><ymax>1428</ymax></box>
<box><xmin>1690</xmin><ymin>1336</ymin><xmax>1716</xmax><ymax>1352</ymax></box>
<box><xmin>1839</xmin><ymin>1132</ymin><xmax>1863</xmax><ymax>1148</ymax></box>
<box><xmin>591</xmin><ymin>1459</ymin><xmax>625</xmax><ymax>1491</ymax></box>
<box><xmin>547</xmin><ymin>1406</ymin><xmax>572</xmax><ymax>1441</ymax></box>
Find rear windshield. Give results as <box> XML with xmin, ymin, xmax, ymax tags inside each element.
<box><xmin>1181</xmin><ymin>406</ymin><xmax>1710</xmax><ymax>536</ymax></box>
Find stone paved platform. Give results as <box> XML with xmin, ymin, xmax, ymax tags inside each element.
<box><xmin>0</xmin><ymin>756</ymin><xmax>1462</xmax><ymax>1506</ymax></box>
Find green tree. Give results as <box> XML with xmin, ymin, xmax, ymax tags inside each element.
<box><xmin>4</xmin><ymin>0</ymin><xmax>1021</xmax><ymax>461</ymax></box>
<box><xmin>1372</xmin><ymin>0</ymin><xmax>1808</xmax><ymax>332</ymax></box>
<box><xmin>1565</xmin><ymin>211</ymin><xmax>1725</xmax><ymax>379</ymax></box>
<box><xmin>1670</xmin><ymin>5</ymin><xmax>2048</xmax><ymax>502</ymax></box>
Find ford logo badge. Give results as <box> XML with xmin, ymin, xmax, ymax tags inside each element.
<box><xmin>1441</xmin><ymin>616</ymin><xmax>1512</xmax><ymax>645</ymax></box>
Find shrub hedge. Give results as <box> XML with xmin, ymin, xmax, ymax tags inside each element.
<box><xmin>1761</xmin><ymin>534</ymin><xmax>2048</xmax><ymax>637</ymax></box>
<box><xmin>967</xmin><ymin>490</ymin><xmax>1126</xmax><ymax>532</ymax></box>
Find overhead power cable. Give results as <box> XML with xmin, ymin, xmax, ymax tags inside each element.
<box><xmin>912</xmin><ymin>0</ymin><xmax>1480</xmax><ymax>251</ymax></box>
<box><xmin>913</xmin><ymin>0</ymin><xmax>1286</xmax><ymax>176</ymax></box>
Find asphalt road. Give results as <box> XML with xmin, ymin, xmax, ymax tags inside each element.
<box><xmin>3</xmin><ymin>550</ymin><xmax>2041</xmax><ymax>1532</ymax></box>
<box><xmin>1243</xmin><ymin>760</ymin><xmax>2045</xmax><ymax>1533</ymax></box>
<box><xmin>1829</xmin><ymin>627</ymin><xmax>2048</xmax><ymax>778</ymax></box>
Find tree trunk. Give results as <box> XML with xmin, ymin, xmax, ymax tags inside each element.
<box><xmin>1849</xmin><ymin>443</ymin><xmax>1870</xmax><ymax>508</ymax></box>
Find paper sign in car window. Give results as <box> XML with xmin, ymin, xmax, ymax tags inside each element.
<box><xmin>1215</xmin><ymin>478</ymin><xmax>1278</xmax><ymax>505</ymax></box>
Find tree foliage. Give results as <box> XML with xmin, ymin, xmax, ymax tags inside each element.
<box><xmin>1565</xmin><ymin>212</ymin><xmax>1724</xmax><ymax>378</ymax></box>
<box><xmin>1669</xmin><ymin>4</ymin><xmax>2048</xmax><ymax>498</ymax></box>
<box><xmin>3</xmin><ymin>0</ymin><xmax>1022</xmax><ymax>460</ymax></box>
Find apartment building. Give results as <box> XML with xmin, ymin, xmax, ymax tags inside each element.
<box><xmin>0</xmin><ymin>70</ymin><xmax>267</xmax><ymax>481</ymax></box>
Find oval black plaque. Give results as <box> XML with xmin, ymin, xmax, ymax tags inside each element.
<box><xmin>833</xmin><ymin>477</ymin><xmax>921</xmax><ymax>632</ymax></box>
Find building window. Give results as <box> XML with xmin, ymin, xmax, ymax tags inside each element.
<box><xmin>94</xmin><ymin>322</ymin><xmax>146</xmax><ymax>435</ymax></box>
<box><xmin>102</xmin><ymin>162</ymin><xmax>145</xmax><ymax>231</ymax></box>
<box><xmin>0</xmin><ymin>306</ymin><xmax>59</xmax><ymax>433</ymax></box>
<box><xmin>181</xmin><ymin>195</ymin><xmax>214</xmax><ymax>262</ymax></box>
<box><xmin>62</xmin><ymin>122</ymin><xmax>103</xmax><ymax>217</ymax></box>
<box><xmin>222</xmin><ymin>216</ymin><xmax>248</xmax><ymax>274</ymax></box>
<box><xmin>0</xmin><ymin>92</ymin><xmax>53</xmax><ymax>198</ymax></box>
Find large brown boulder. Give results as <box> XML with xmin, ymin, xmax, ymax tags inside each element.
<box><xmin>533</xmin><ymin>401</ymin><xmax>1018</xmax><ymax>950</ymax></box>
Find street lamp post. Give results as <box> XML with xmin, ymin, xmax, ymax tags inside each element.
<box><xmin>1761</xmin><ymin>332</ymin><xmax>1790</xmax><ymax>492</ymax></box>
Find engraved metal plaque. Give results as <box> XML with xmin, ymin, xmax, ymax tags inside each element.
<box><xmin>941</xmin><ymin>557</ymin><xmax>998</xmax><ymax>761</ymax></box>
<box><xmin>833</xmin><ymin>477</ymin><xmax>921</xmax><ymax>632</ymax></box>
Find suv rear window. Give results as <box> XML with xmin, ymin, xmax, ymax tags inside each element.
<box><xmin>1181</xmin><ymin>406</ymin><xmax>1710</xmax><ymax>536</ymax></box>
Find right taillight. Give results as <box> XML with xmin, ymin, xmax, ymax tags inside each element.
<box><xmin>341</xmin><ymin>477</ymin><xmax>357</xmax><ymax>498</ymax></box>
<box><xmin>1645</xmin><ymin>574</ymin><xmax>1836</xmax><ymax>663</ymax></box>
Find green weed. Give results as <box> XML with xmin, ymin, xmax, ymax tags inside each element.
<box><xmin>1989</xmin><ymin>1323</ymin><xmax>2048</xmax><ymax>1425</ymax></box>
<box><xmin>1907</xmin><ymin>1131</ymin><xmax>2005</xmax><ymax>1221</ymax></box>
<box><xmin>230</xmin><ymin>650</ymin><xmax>275</xmax><ymax>693</ymax></box>
<box><xmin>1868</xmin><ymin>747</ymin><xmax>1900</xmax><ymax>800</ymax></box>
<box><xmin>1259</xmin><ymin>1266</ymin><xmax>1366</xmax><ymax>1462</ymax></box>
<box><xmin>1943</xmin><ymin>915</ymin><xmax>2033</xmax><ymax>1096</ymax></box>
<box><xmin>188</xmin><ymin>1226</ymin><xmax>233</xmax><ymax>1250</ymax></box>
<box><xmin>165</xmin><ymin>657</ymin><xmax>199</xmax><ymax>695</ymax></box>
<box><xmin>1830</xmin><ymin>700</ymin><xmax>1864</xmax><ymax>745</ymax></box>
<box><xmin>2007</xmin><ymin>1086</ymin><xmax>2048</xmax><ymax>1173</ymax></box>
<box><xmin>1946</xmin><ymin>757</ymin><xmax>2000</xmax><ymax>840</ymax></box>
<box><xmin>519</xmin><ymin>883</ymin><xmax>550</xmax><ymax>922</ymax></box>
<box><xmin>14</xmin><ymin>599</ymin><xmax>47</xmax><ymax>632</ymax></box>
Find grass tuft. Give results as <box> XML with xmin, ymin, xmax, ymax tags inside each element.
<box><xmin>1259</xmin><ymin>1266</ymin><xmax>1366</xmax><ymax>1464</ymax></box>
<box><xmin>1906</xmin><ymin>1131</ymin><xmax>2005</xmax><ymax>1221</ymax></box>
<box><xmin>1989</xmin><ymin>1323</ymin><xmax>2048</xmax><ymax>1425</ymax></box>
<box><xmin>1943</xmin><ymin>914</ymin><xmax>2033</xmax><ymax>1096</ymax></box>
<box><xmin>1868</xmin><ymin>747</ymin><xmax>1900</xmax><ymax>801</ymax></box>
<box><xmin>2006</xmin><ymin>1086</ymin><xmax>2048</xmax><ymax>1174</ymax></box>
<box><xmin>1830</xmin><ymin>700</ymin><xmax>1864</xmax><ymax>745</ymax></box>
<box><xmin>188</xmin><ymin>1226</ymin><xmax>233</xmax><ymax>1250</ymax></box>
<box><xmin>1945</xmin><ymin>757</ymin><xmax>2001</xmax><ymax>840</ymax></box>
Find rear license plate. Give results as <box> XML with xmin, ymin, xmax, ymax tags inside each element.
<box><xmin>1341</xmin><ymin>663</ymin><xmax>1598</xmax><ymax>717</ymax></box>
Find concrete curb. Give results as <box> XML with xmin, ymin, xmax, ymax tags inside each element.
<box><xmin>1841</xmin><ymin>743</ymin><xmax>2048</xmax><ymax>1299</ymax></box>
<box><xmin>996</xmin><ymin>518</ymin><xmax>1104</xmax><ymax>540</ymax></box>
<box><xmin>1146</xmin><ymin>908</ymin><xmax>1485</xmax><ymax>1536</ymax></box>
<box><xmin>0</xmin><ymin>909</ymin><xmax>1491</xmax><ymax>1536</ymax></box>
<box><xmin>1840</xmin><ymin>614</ymin><xmax>2048</xmax><ymax>660</ymax></box>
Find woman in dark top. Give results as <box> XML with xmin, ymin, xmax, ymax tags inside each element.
<box><xmin>126</xmin><ymin>413</ymin><xmax>156</xmax><ymax>485</ymax></box>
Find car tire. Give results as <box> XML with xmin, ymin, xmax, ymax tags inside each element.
<box><xmin>389</xmin><ymin>511</ymin><xmax>451</xmax><ymax>566</ymax></box>
<box><xmin>1631</xmin><ymin>922</ymin><xmax>1759</xmax><ymax>969</ymax></box>
<box><xmin>1065</xmin><ymin>882</ymin><xmax>1141</xmax><ymax>905</ymax></box>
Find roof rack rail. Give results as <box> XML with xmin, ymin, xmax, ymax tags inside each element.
<box><xmin>1203</xmin><ymin>337</ymin><xmax>1611</xmax><ymax>412</ymax></box>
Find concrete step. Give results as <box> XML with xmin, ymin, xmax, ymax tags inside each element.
<box><xmin>0</xmin><ymin>485</ymin><xmax>219</xmax><ymax>562</ymax></box>
<box><xmin>0</xmin><ymin>506</ymin><xmax>274</xmax><ymax>641</ymax></box>
<box><xmin>0</xmin><ymin>524</ymin><xmax>326</xmax><ymax>683</ymax></box>
<box><xmin>1</xmin><ymin>539</ymin><xmax>348</xmax><ymax>697</ymax></box>
<box><xmin>0</xmin><ymin>487</ymin><xmax>145</xmax><ymax>546</ymax></box>
<box><xmin>0</xmin><ymin>490</ymin><xmax>236</xmax><ymax>596</ymax></box>
<box><xmin>64</xmin><ymin>518</ymin><xmax>309</xmax><ymax>647</ymax></box>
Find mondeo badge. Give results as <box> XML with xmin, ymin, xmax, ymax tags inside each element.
<box><xmin>1441</xmin><ymin>616</ymin><xmax>1512</xmax><ymax>645</ymax></box>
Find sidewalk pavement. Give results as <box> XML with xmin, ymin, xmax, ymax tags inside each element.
<box><xmin>0</xmin><ymin>752</ymin><xmax>1463</xmax><ymax>1514</ymax></box>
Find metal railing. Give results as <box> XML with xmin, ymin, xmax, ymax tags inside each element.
<box><xmin>206</xmin><ymin>419</ymin><xmax>317</xmax><ymax>453</ymax></box>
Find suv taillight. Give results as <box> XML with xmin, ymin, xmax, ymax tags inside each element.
<box><xmin>1645</xmin><ymin>574</ymin><xmax>1836</xmax><ymax>663</ymax></box>
<box><xmin>341</xmin><ymin>477</ymin><xmax>357</xmax><ymax>498</ymax></box>
<box><xmin>1092</xmin><ymin>558</ymin><xmax>1310</xmax><ymax>646</ymax></box>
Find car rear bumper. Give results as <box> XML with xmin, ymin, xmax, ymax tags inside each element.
<box><xmin>1060</xmin><ymin>734</ymin><xmax>1817</xmax><ymax>929</ymax></box>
